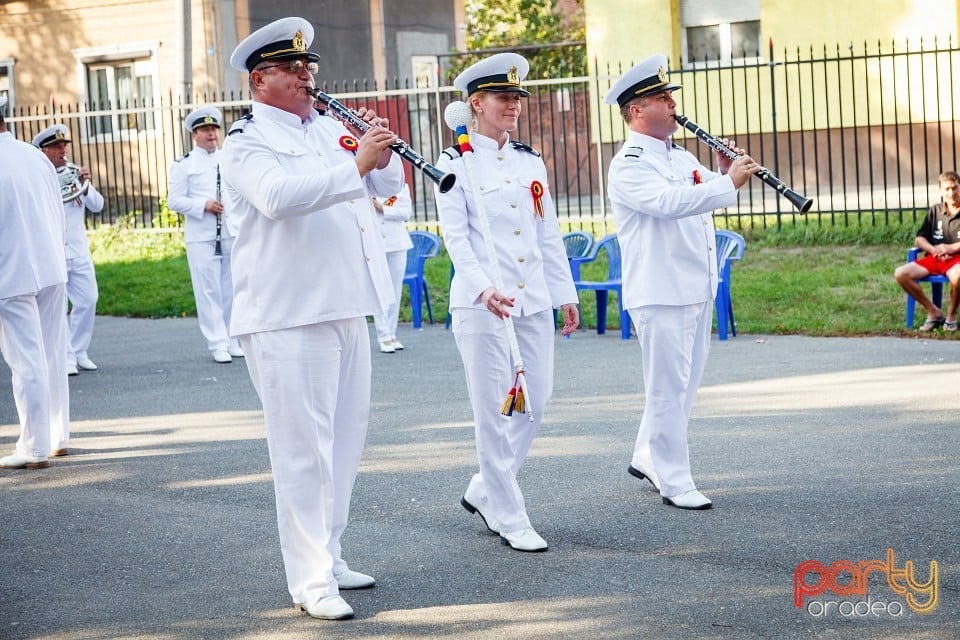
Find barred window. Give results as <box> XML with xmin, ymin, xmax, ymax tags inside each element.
<box><xmin>681</xmin><ymin>0</ymin><xmax>761</xmax><ymax>68</ymax></box>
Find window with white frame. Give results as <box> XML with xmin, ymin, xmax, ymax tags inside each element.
<box><xmin>73</xmin><ymin>44</ymin><xmax>159</xmax><ymax>139</ymax></box>
<box><xmin>0</xmin><ymin>59</ymin><xmax>14</xmax><ymax>108</ymax></box>
<box><xmin>680</xmin><ymin>0</ymin><xmax>761</xmax><ymax>67</ymax></box>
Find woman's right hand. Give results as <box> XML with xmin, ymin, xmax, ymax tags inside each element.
<box><xmin>481</xmin><ymin>287</ymin><xmax>515</xmax><ymax>319</ymax></box>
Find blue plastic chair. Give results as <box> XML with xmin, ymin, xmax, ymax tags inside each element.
<box><xmin>904</xmin><ymin>247</ymin><xmax>948</xmax><ymax>328</ymax></box>
<box><xmin>714</xmin><ymin>230</ymin><xmax>746</xmax><ymax>341</ymax></box>
<box><xmin>403</xmin><ymin>231</ymin><xmax>441</xmax><ymax>328</ymax></box>
<box><xmin>563</xmin><ymin>231</ymin><xmax>595</xmax><ymax>263</ymax></box>
<box><xmin>569</xmin><ymin>233</ymin><xmax>631</xmax><ymax>339</ymax></box>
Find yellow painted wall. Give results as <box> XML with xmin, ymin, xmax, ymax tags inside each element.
<box><xmin>586</xmin><ymin>0</ymin><xmax>960</xmax><ymax>142</ymax></box>
<box><xmin>762</xmin><ymin>0</ymin><xmax>957</xmax><ymax>53</ymax></box>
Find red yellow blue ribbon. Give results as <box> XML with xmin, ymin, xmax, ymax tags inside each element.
<box><xmin>339</xmin><ymin>135</ymin><xmax>358</xmax><ymax>152</ymax></box>
<box><xmin>455</xmin><ymin>125</ymin><xmax>473</xmax><ymax>153</ymax></box>
<box><xmin>530</xmin><ymin>180</ymin><xmax>544</xmax><ymax>219</ymax></box>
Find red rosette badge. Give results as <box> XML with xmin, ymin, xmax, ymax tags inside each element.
<box><xmin>692</xmin><ymin>169</ymin><xmax>703</xmax><ymax>185</ymax></box>
<box><xmin>339</xmin><ymin>135</ymin><xmax>359</xmax><ymax>153</ymax></box>
<box><xmin>530</xmin><ymin>180</ymin><xmax>545</xmax><ymax>219</ymax></box>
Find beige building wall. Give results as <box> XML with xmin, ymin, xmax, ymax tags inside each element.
<box><xmin>0</xmin><ymin>0</ymin><xmax>236</xmax><ymax>109</ymax></box>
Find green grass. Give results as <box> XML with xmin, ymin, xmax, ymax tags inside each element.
<box><xmin>89</xmin><ymin>215</ymin><xmax>956</xmax><ymax>338</ymax></box>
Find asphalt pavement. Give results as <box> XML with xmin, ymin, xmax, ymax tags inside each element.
<box><xmin>1</xmin><ymin>317</ymin><xmax>958</xmax><ymax>639</ymax></box>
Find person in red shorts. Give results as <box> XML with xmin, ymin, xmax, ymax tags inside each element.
<box><xmin>895</xmin><ymin>171</ymin><xmax>960</xmax><ymax>331</ymax></box>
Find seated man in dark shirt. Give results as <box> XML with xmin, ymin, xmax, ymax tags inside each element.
<box><xmin>895</xmin><ymin>170</ymin><xmax>960</xmax><ymax>331</ymax></box>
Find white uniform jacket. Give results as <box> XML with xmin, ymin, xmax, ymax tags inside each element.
<box><xmin>607</xmin><ymin>131</ymin><xmax>739</xmax><ymax>309</ymax></box>
<box><xmin>0</xmin><ymin>132</ymin><xmax>67</xmax><ymax>298</ymax></box>
<box><xmin>219</xmin><ymin>102</ymin><xmax>404</xmax><ymax>336</ymax></box>
<box><xmin>435</xmin><ymin>132</ymin><xmax>577</xmax><ymax>315</ymax></box>
<box><xmin>63</xmin><ymin>182</ymin><xmax>104</xmax><ymax>261</ymax></box>
<box><xmin>168</xmin><ymin>146</ymin><xmax>234</xmax><ymax>244</ymax></box>
<box><xmin>372</xmin><ymin>185</ymin><xmax>414</xmax><ymax>253</ymax></box>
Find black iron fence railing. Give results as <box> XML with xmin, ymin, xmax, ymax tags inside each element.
<box><xmin>5</xmin><ymin>39</ymin><xmax>957</xmax><ymax>232</ymax></box>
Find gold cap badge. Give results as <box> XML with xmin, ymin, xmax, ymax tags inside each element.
<box><xmin>293</xmin><ymin>30</ymin><xmax>306</xmax><ymax>53</ymax></box>
<box><xmin>657</xmin><ymin>66</ymin><xmax>667</xmax><ymax>83</ymax></box>
<box><xmin>507</xmin><ymin>66</ymin><xmax>520</xmax><ymax>85</ymax></box>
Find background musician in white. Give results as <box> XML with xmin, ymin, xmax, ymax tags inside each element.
<box><xmin>33</xmin><ymin>124</ymin><xmax>104</xmax><ymax>376</ymax></box>
<box><xmin>370</xmin><ymin>183</ymin><xmax>413</xmax><ymax>353</ymax></box>
<box><xmin>605</xmin><ymin>54</ymin><xmax>758</xmax><ymax>510</ymax></box>
<box><xmin>0</xmin><ymin>98</ymin><xmax>71</xmax><ymax>468</ymax></box>
<box><xmin>168</xmin><ymin>106</ymin><xmax>242</xmax><ymax>364</ymax></box>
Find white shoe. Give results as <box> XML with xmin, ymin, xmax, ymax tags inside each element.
<box><xmin>334</xmin><ymin>569</ymin><xmax>376</xmax><ymax>589</ymax></box>
<box><xmin>391</xmin><ymin>339</ymin><xmax>404</xmax><ymax>350</ymax></box>
<box><xmin>212</xmin><ymin>349</ymin><xmax>232</xmax><ymax>363</ymax></box>
<box><xmin>378</xmin><ymin>340</ymin><xmax>395</xmax><ymax>353</ymax></box>
<box><xmin>76</xmin><ymin>355</ymin><xmax>98</xmax><ymax>370</ymax></box>
<box><xmin>66</xmin><ymin>362</ymin><xmax>79</xmax><ymax>376</ymax></box>
<box><xmin>295</xmin><ymin>595</ymin><xmax>354</xmax><ymax>620</ymax></box>
<box><xmin>500</xmin><ymin>527</ymin><xmax>548</xmax><ymax>552</ymax></box>
<box><xmin>227</xmin><ymin>345</ymin><xmax>245</xmax><ymax>358</ymax></box>
<box><xmin>662</xmin><ymin>489</ymin><xmax>713</xmax><ymax>510</ymax></box>
<box><xmin>627</xmin><ymin>464</ymin><xmax>660</xmax><ymax>491</ymax></box>
<box><xmin>0</xmin><ymin>452</ymin><xmax>49</xmax><ymax>469</ymax></box>
<box><xmin>51</xmin><ymin>444</ymin><xmax>70</xmax><ymax>457</ymax></box>
<box><xmin>460</xmin><ymin>495</ymin><xmax>501</xmax><ymax>534</ymax></box>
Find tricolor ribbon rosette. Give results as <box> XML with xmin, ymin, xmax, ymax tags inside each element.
<box><xmin>339</xmin><ymin>135</ymin><xmax>359</xmax><ymax>152</ymax></box>
<box><xmin>530</xmin><ymin>180</ymin><xmax>545</xmax><ymax>219</ymax></box>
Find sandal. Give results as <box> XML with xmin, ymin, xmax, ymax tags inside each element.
<box><xmin>945</xmin><ymin>320</ymin><xmax>958</xmax><ymax>332</ymax></box>
<box><xmin>919</xmin><ymin>317</ymin><xmax>946</xmax><ymax>332</ymax></box>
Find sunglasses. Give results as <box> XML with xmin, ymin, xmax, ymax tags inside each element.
<box><xmin>258</xmin><ymin>59</ymin><xmax>319</xmax><ymax>75</ymax></box>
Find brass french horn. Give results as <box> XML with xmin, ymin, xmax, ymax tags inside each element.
<box><xmin>57</xmin><ymin>162</ymin><xmax>89</xmax><ymax>203</ymax></box>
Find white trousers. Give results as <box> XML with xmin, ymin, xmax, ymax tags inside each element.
<box><xmin>0</xmin><ymin>284</ymin><xmax>70</xmax><ymax>456</ymax></box>
<box><xmin>452</xmin><ymin>308</ymin><xmax>555</xmax><ymax>533</ymax></box>
<box><xmin>186</xmin><ymin>239</ymin><xmax>236</xmax><ymax>352</ymax></box>
<box><xmin>629</xmin><ymin>302</ymin><xmax>712</xmax><ymax>497</ymax></box>
<box><xmin>240</xmin><ymin>317</ymin><xmax>371</xmax><ymax>607</ymax></box>
<box><xmin>372</xmin><ymin>249</ymin><xmax>406</xmax><ymax>343</ymax></box>
<box><xmin>66</xmin><ymin>256</ymin><xmax>98</xmax><ymax>363</ymax></box>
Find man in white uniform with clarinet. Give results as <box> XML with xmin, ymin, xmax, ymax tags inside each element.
<box><xmin>220</xmin><ymin>17</ymin><xmax>403</xmax><ymax>621</ymax></box>
<box><xmin>168</xmin><ymin>105</ymin><xmax>243</xmax><ymax>363</ymax></box>
<box><xmin>605</xmin><ymin>54</ymin><xmax>758</xmax><ymax>510</ymax></box>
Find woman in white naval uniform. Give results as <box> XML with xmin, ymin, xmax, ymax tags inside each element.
<box><xmin>167</xmin><ymin>105</ymin><xmax>243</xmax><ymax>364</ymax></box>
<box><xmin>0</xmin><ymin>100</ymin><xmax>71</xmax><ymax>469</ymax></box>
<box><xmin>221</xmin><ymin>17</ymin><xmax>403</xmax><ymax>621</ymax></box>
<box><xmin>32</xmin><ymin>124</ymin><xmax>104</xmax><ymax>376</ymax></box>
<box><xmin>435</xmin><ymin>53</ymin><xmax>579</xmax><ymax>552</ymax></box>
<box><xmin>370</xmin><ymin>183</ymin><xmax>413</xmax><ymax>353</ymax></box>
<box><xmin>604</xmin><ymin>54</ymin><xmax>759</xmax><ymax>510</ymax></box>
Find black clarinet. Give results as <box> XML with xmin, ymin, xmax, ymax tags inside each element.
<box><xmin>214</xmin><ymin>165</ymin><xmax>223</xmax><ymax>256</ymax></box>
<box><xmin>307</xmin><ymin>87</ymin><xmax>456</xmax><ymax>193</ymax></box>
<box><xmin>674</xmin><ymin>114</ymin><xmax>814</xmax><ymax>213</ymax></box>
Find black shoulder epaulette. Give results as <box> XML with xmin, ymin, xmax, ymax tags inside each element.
<box><xmin>510</xmin><ymin>140</ymin><xmax>540</xmax><ymax>156</ymax></box>
<box><xmin>441</xmin><ymin>145</ymin><xmax>463</xmax><ymax>160</ymax></box>
<box><xmin>228</xmin><ymin>113</ymin><xmax>253</xmax><ymax>136</ymax></box>
<box><xmin>175</xmin><ymin>151</ymin><xmax>191</xmax><ymax>162</ymax></box>
<box><xmin>624</xmin><ymin>145</ymin><xmax>644</xmax><ymax>158</ymax></box>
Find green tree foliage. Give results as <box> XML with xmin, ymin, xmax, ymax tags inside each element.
<box><xmin>446</xmin><ymin>0</ymin><xmax>585</xmax><ymax>82</ymax></box>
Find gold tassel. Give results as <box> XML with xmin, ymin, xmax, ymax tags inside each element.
<box><xmin>500</xmin><ymin>371</ymin><xmax>527</xmax><ymax>416</ymax></box>
<box><xmin>500</xmin><ymin>386</ymin><xmax>517</xmax><ymax>416</ymax></box>
<box><xmin>513</xmin><ymin>384</ymin><xmax>525</xmax><ymax>414</ymax></box>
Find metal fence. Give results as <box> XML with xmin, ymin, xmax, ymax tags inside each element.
<box><xmin>7</xmin><ymin>39</ymin><xmax>959</xmax><ymax>232</ymax></box>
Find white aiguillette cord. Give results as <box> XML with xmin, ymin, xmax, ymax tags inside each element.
<box><xmin>443</xmin><ymin>101</ymin><xmax>531</xmax><ymax>421</ymax></box>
